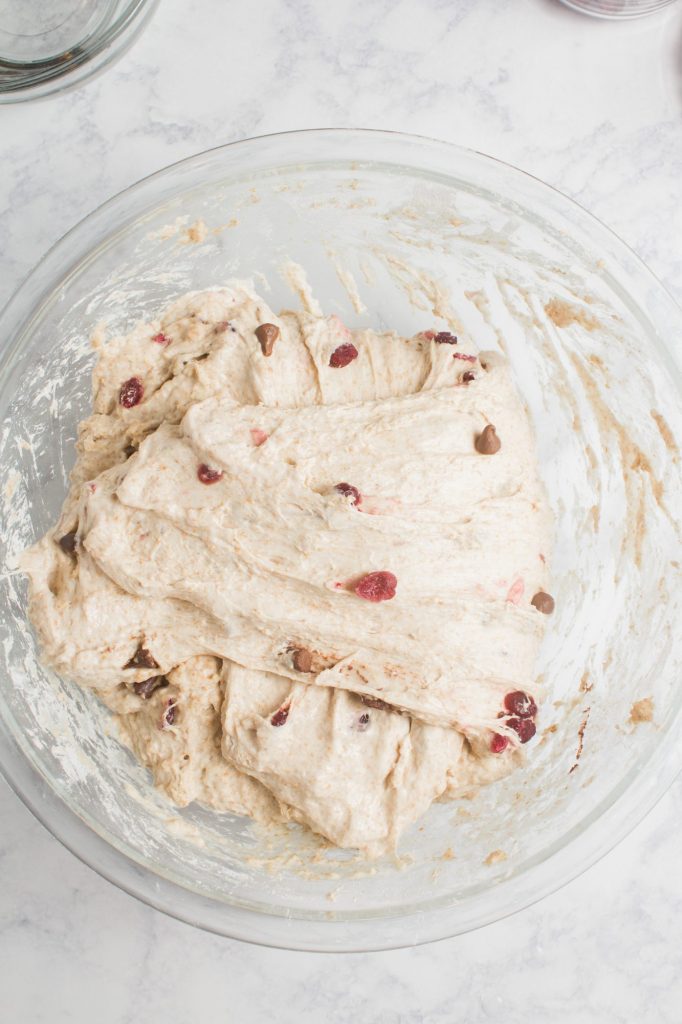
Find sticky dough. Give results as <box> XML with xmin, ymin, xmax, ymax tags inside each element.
<box><xmin>21</xmin><ymin>282</ymin><xmax>553</xmax><ymax>857</ymax></box>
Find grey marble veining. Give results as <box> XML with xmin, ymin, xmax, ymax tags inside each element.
<box><xmin>1</xmin><ymin>0</ymin><xmax>681</xmax><ymax>1020</ymax></box>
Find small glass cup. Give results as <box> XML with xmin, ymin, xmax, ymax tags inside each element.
<box><xmin>558</xmin><ymin>0</ymin><xmax>679</xmax><ymax>16</ymax></box>
<box><xmin>0</xmin><ymin>0</ymin><xmax>158</xmax><ymax>103</ymax></box>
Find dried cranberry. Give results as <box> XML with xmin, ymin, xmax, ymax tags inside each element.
<box><xmin>151</xmin><ymin>332</ymin><xmax>170</xmax><ymax>346</ymax></box>
<box><xmin>134</xmin><ymin>675</ymin><xmax>168</xmax><ymax>699</ymax></box>
<box><xmin>434</xmin><ymin>331</ymin><xmax>458</xmax><ymax>345</ymax></box>
<box><xmin>335</xmin><ymin>482</ymin><xmax>361</xmax><ymax>506</ymax></box>
<box><xmin>462</xmin><ymin>371</ymin><xmax>476</xmax><ymax>384</ymax></box>
<box><xmin>354</xmin><ymin>571</ymin><xmax>397</xmax><ymax>602</ymax></box>
<box><xmin>197</xmin><ymin>463</ymin><xmax>223</xmax><ymax>484</ymax></box>
<box><xmin>506</xmin><ymin>578</ymin><xmax>525</xmax><ymax>605</ymax></box>
<box><xmin>507</xmin><ymin>718</ymin><xmax>536</xmax><ymax>744</ymax></box>
<box><xmin>124</xmin><ymin>645</ymin><xmax>159</xmax><ymax>670</ymax></box>
<box><xmin>329</xmin><ymin>343</ymin><xmax>358</xmax><ymax>368</ymax></box>
<box><xmin>504</xmin><ymin>690</ymin><xmax>537</xmax><ymax>719</ymax></box>
<box><xmin>271</xmin><ymin>705</ymin><xmax>290</xmax><ymax>727</ymax></box>
<box><xmin>161</xmin><ymin>700</ymin><xmax>176</xmax><ymax>728</ymax></box>
<box><xmin>453</xmin><ymin>352</ymin><xmax>476</xmax><ymax>363</ymax></box>
<box><xmin>250</xmin><ymin>428</ymin><xmax>268</xmax><ymax>447</ymax></box>
<box><xmin>490</xmin><ymin>733</ymin><xmax>509</xmax><ymax>754</ymax></box>
<box><xmin>119</xmin><ymin>377</ymin><xmax>144</xmax><ymax>408</ymax></box>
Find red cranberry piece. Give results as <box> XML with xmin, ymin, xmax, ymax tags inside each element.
<box><xmin>506</xmin><ymin>578</ymin><xmax>525</xmax><ymax>605</ymax></box>
<box><xmin>161</xmin><ymin>700</ymin><xmax>177</xmax><ymax>728</ymax></box>
<box><xmin>508</xmin><ymin>718</ymin><xmax>536</xmax><ymax>744</ymax></box>
<box><xmin>434</xmin><ymin>331</ymin><xmax>458</xmax><ymax>345</ymax></box>
<box><xmin>462</xmin><ymin>371</ymin><xmax>476</xmax><ymax>384</ymax></box>
<box><xmin>197</xmin><ymin>463</ymin><xmax>223</xmax><ymax>484</ymax></box>
<box><xmin>504</xmin><ymin>690</ymin><xmax>537</xmax><ymax>719</ymax></box>
<box><xmin>354</xmin><ymin>571</ymin><xmax>397</xmax><ymax>602</ymax></box>
<box><xmin>453</xmin><ymin>352</ymin><xmax>477</xmax><ymax>363</ymax></box>
<box><xmin>250</xmin><ymin>428</ymin><xmax>268</xmax><ymax>447</ymax></box>
<box><xmin>335</xmin><ymin>482</ymin><xmax>361</xmax><ymax>506</ymax></box>
<box><xmin>151</xmin><ymin>332</ymin><xmax>170</xmax><ymax>346</ymax></box>
<box><xmin>329</xmin><ymin>343</ymin><xmax>358</xmax><ymax>368</ymax></box>
<box><xmin>119</xmin><ymin>377</ymin><xmax>144</xmax><ymax>408</ymax></box>
<box><xmin>134</xmin><ymin>675</ymin><xmax>168</xmax><ymax>699</ymax></box>
<box><xmin>490</xmin><ymin>733</ymin><xmax>509</xmax><ymax>754</ymax></box>
<box><xmin>271</xmin><ymin>704</ymin><xmax>290</xmax><ymax>727</ymax></box>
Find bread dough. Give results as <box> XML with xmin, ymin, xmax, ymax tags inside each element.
<box><xmin>21</xmin><ymin>283</ymin><xmax>552</xmax><ymax>857</ymax></box>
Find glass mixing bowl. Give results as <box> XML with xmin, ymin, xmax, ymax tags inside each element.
<box><xmin>0</xmin><ymin>129</ymin><xmax>680</xmax><ymax>951</ymax></box>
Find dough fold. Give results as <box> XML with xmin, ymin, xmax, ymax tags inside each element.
<box><xmin>21</xmin><ymin>283</ymin><xmax>552</xmax><ymax>856</ymax></box>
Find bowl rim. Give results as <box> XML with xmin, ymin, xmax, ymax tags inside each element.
<box><xmin>1</xmin><ymin>126</ymin><xmax>681</xmax><ymax>951</ymax></box>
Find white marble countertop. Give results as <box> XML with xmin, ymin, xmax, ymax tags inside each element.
<box><xmin>1</xmin><ymin>1</ymin><xmax>681</xmax><ymax>1020</ymax></box>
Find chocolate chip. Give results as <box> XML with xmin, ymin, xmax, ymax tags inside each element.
<box><xmin>531</xmin><ymin>591</ymin><xmax>555</xmax><ymax>615</ymax></box>
<box><xmin>133</xmin><ymin>675</ymin><xmax>168</xmax><ymax>699</ymax></box>
<box><xmin>57</xmin><ymin>530</ymin><xmax>78</xmax><ymax>556</ymax></box>
<box><xmin>474</xmin><ymin>424</ymin><xmax>501</xmax><ymax>455</ymax></box>
<box><xmin>292</xmin><ymin>648</ymin><xmax>313</xmax><ymax>673</ymax></box>
<box><xmin>255</xmin><ymin>323</ymin><xmax>280</xmax><ymax>356</ymax></box>
<box><xmin>356</xmin><ymin>712</ymin><xmax>371</xmax><ymax>732</ymax></box>
<box><xmin>123</xmin><ymin>443</ymin><xmax>138</xmax><ymax>458</ymax></box>
<box><xmin>124</xmin><ymin>644</ymin><xmax>160</xmax><ymax>670</ymax></box>
<box><xmin>360</xmin><ymin>695</ymin><xmax>391</xmax><ymax>710</ymax></box>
